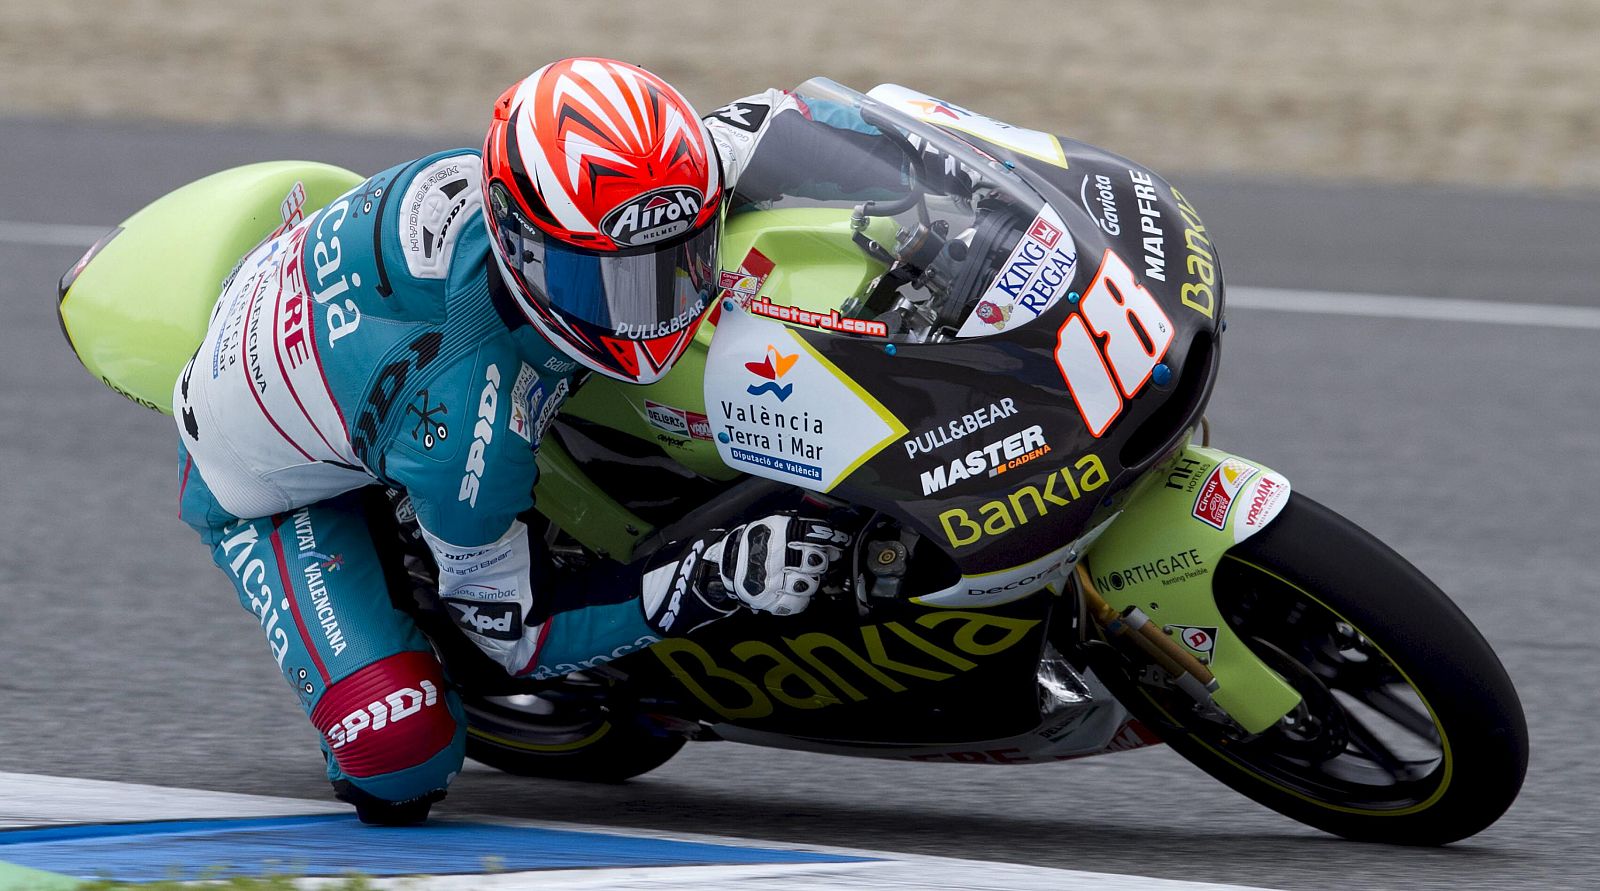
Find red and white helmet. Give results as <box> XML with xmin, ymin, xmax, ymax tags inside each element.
<box><xmin>482</xmin><ymin>58</ymin><xmax>723</xmax><ymax>385</ymax></box>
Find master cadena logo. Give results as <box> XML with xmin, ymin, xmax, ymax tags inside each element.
<box><xmin>745</xmin><ymin>345</ymin><xmax>798</xmax><ymax>401</ymax></box>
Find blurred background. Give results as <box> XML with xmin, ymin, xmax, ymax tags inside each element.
<box><xmin>4</xmin><ymin>4</ymin><xmax>1600</xmax><ymax>887</ymax></box>
<box><xmin>3</xmin><ymin>0</ymin><xmax>1598</xmax><ymax>191</ymax></box>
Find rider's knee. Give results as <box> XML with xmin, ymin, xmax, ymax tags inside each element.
<box><xmin>330</xmin><ymin>745</ymin><xmax>463</xmax><ymax>825</ymax></box>
<box><xmin>312</xmin><ymin>650</ymin><xmax>465</xmax><ymax>807</ymax></box>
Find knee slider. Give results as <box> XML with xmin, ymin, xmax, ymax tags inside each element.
<box><xmin>310</xmin><ymin>651</ymin><xmax>459</xmax><ymax>780</ymax></box>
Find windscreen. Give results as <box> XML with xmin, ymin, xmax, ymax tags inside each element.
<box><xmin>723</xmin><ymin>78</ymin><xmax>1074</xmax><ymax>343</ymax></box>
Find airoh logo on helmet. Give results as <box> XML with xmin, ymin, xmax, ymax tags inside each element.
<box><xmin>602</xmin><ymin>187</ymin><xmax>704</xmax><ymax>247</ymax></box>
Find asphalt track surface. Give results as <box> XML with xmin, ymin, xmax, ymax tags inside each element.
<box><xmin>3</xmin><ymin>117</ymin><xmax>1599</xmax><ymax>889</ymax></box>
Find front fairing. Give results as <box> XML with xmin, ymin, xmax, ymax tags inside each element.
<box><xmin>704</xmin><ymin>80</ymin><xmax>1224</xmax><ymax>576</ymax></box>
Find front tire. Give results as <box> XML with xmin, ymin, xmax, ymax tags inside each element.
<box><xmin>1100</xmin><ymin>494</ymin><xmax>1527</xmax><ymax>844</ymax></box>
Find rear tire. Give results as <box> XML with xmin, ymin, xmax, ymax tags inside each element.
<box><xmin>461</xmin><ymin>681</ymin><xmax>687</xmax><ymax>783</ymax></box>
<box><xmin>1097</xmin><ymin>494</ymin><xmax>1527</xmax><ymax>844</ymax></box>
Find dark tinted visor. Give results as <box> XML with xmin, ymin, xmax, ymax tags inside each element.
<box><xmin>494</xmin><ymin>205</ymin><xmax>719</xmax><ymax>338</ymax></box>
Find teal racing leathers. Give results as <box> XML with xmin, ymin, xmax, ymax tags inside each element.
<box><xmin>173</xmin><ymin>149</ymin><xmax>657</xmax><ymax>810</ymax></box>
<box><xmin>171</xmin><ymin>88</ymin><xmax>890</xmax><ymax>811</ymax></box>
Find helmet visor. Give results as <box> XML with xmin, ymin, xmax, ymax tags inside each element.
<box><xmin>494</xmin><ymin>202</ymin><xmax>718</xmax><ymax>341</ymax></box>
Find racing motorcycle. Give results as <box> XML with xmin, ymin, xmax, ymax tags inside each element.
<box><xmin>57</xmin><ymin>78</ymin><xmax>1526</xmax><ymax>845</ymax></box>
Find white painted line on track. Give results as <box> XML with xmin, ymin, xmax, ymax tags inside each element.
<box><xmin>0</xmin><ymin>772</ymin><xmax>1284</xmax><ymax>891</ymax></box>
<box><xmin>20</xmin><ymin>218</ymin><xmax>1591</xmax><ymax>331</ymax></box>
<box><xmin>0</xmin><ymin>221</ymin><xmax>112</xmax><ymax>247</ymax></box>
<box><xmin>1229</xmin><ymin>285</ymin><xmax>1600</xmax><ymax>330</ymax></box>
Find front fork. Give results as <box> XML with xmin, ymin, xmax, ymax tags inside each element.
<box><xmin>1079</xmin><ymin>444</ymin><xmax>1303</xmax><ymax>734</ymax></box>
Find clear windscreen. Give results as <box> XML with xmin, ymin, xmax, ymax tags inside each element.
<box><xmin>725</xmin><ymin>78</ymin><xmax>1074</xmax><ymax>343</ymax></box>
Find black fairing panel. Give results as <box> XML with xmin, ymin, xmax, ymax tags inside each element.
<box><xmin>618</xmin><ymin>591</ymin><xmax>1054</xmax><ymax>743</ymax></box>
<box><xmin>794</xmin><ymin>136</ymin><xmax>1224</xmax><ymax>576</ymax></box>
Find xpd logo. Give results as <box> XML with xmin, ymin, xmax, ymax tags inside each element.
<box><xmin>744</xmin><ymin>344</ymin><xmax>797</xmax><ymax>402</ymax></box>
<box><xmin>445</xmin><ymin>599</ymin><xmax>521</xmax><ymax>641</ymax></box>
<box><xmin>708</xmin><ymin>100</ymin><xmax>770</xmax><ymax>133</ymax></box>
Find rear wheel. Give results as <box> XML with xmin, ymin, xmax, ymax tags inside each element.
<box><xmin>462</xmin><ymin>675</ymin><xmax>687</xmax><ymax>783</ymax></box>
<box><xmin>1097</xmin><ymin>494</ymin><xmax>1526</xmax><ymax>844</ymax></box>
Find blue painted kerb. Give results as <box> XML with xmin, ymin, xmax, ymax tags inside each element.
<box><xmin>0</xmin><ymin>815</ymin><xmax>871</xmax><ymax>881</ymax></box>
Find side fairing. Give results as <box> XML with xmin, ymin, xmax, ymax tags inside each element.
<box><xmin>58</xmin><ymin>162</ymin><xmax>364</xmax><ymax>414</ymax></box>
<box><xmin>631</xmin><ymin>593</ymin><xmax>1053</xmax><ymax>741</ymax></box>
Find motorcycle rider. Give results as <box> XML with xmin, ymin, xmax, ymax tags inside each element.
<box><xmin>173</xmin><ymin>58</ymin><xmax>857</xmax><ymax>825</ymax></box>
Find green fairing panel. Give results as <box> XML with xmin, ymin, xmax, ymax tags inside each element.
<box><xmin>539</xmin><ymin>206</ymin><xmax>892</xmax><ymax>560</ymax></box>
<box><xmin>533</xmin><ymin>440</ymin><xmax>653</xmax><ymax>561</ymax></box>
<box><xmin>560</xmin><ymin>206</ymin><xmax>893</xmax><ymax>480</ymax></box>
<box><xmin>59</xmin><ymin>161</ymin><xmax>364</xmax><ymax>414</ymax></box>
<box><xmin>1084</xmin><ymin>444</ymin><xmax>1303</xmax><ymax>734</ymax></box>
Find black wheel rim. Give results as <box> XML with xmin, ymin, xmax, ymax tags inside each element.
<box><xmin>1144</xmin><ymin>555</ymin><xmax>1451</xmax><ymax>814</ymax></box>
<box><xmin>462</xmin><ymin>678</ymin><xmax>616</xmax><ymax>753</ymax></box>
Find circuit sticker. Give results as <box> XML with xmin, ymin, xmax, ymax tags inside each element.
<box><xmin>1192</xmin><ymin>458</ymin><xmax>1259</xmax><ymax>530</ymax></box>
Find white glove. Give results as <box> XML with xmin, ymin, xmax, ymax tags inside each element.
<box><xmin>703</xmin><ymin>516</ymin><xmax>849</xmax><ymax>616</ymax></box>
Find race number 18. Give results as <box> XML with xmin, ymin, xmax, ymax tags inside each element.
<box><xmin>1054</xmin><ymin>249</ymin><xmax>1175</xmax><ymax>437</ymax></box>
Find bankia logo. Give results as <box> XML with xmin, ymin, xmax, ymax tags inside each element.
<box><xmin>744</xmin><ymin>344</ymin><xmax>798</xmax><ymax>402</ymax></box>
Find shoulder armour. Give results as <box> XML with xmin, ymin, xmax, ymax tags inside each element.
<box><xmin>390</xmin><ymin>150</ymin><xmax>484</xmax><ymax>281</ymax></box>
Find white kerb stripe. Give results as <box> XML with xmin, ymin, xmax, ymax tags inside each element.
<box><xmin>0</xmin><ymin>772</ymin><xmax>1286</xmax><ymax>891</ymax></box>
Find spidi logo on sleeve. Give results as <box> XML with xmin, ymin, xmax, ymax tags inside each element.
<box><xmin>458</xmin><ymin>364</ymin><xmax>501</xmax><ymax>507</ymax></box>
<box><xmin>602</xmin><ymin>186</ymin><xmax>703</xmax><ymax>247</ymax></box>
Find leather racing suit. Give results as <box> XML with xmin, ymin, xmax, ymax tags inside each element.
<box><xmin>173</xmin><ymin>88</ymin><xmax>887</xmax><ymax>811</ymax></box>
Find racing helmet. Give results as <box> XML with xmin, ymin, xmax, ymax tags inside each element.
<box><xmin>482</xmin><ymin>58</ymin><xmax>723</xmax><ymax>385</ymax></box>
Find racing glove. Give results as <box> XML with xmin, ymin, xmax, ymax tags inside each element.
<box><xmin>642</xmin><ymin>515</ymin><xmax>848</xmax><ymax>635</ymax></box>
<box><xmin>708</xmin><ymin>516</ymin><xmax>849</xmax><ymax>614</ymax></box>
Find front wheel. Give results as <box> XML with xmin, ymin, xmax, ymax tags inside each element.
<box><xmin>1100</xmin><ymin>494</ymin><xmax>1527</xmax><ymax>845</ymax></box>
